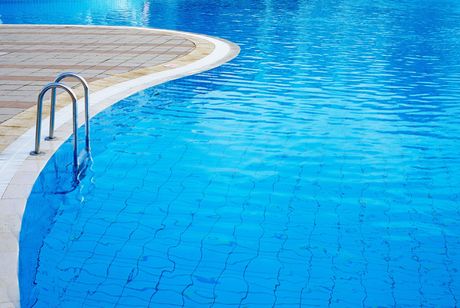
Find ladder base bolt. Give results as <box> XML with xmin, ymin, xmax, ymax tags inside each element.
<box><xmin>29</xmin><ymin>151</ymin><xmax>45</xmax><ymax>156</ymax></box>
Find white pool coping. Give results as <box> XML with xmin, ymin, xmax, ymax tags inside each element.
<box><xmin>0</xmin><ymin>25</ymin><xmax>239</xmax><ymax>307</ymax></box>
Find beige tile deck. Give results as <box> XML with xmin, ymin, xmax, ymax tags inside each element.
<box><xmin>0</xmin><ymin>25</ymin><xmax>200</xmax><ymax>152</ymax></box>
<box><xmin>0</xmin><ymin>24</ymin><xmax>240</xmax><ymax>307</ymax></box>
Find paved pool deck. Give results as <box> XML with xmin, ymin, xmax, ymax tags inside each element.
<box><xmin>0</xmin><ymin>25</ymin><xmax>207</xmax><ymax>151</ymax></box>
<box><xmin>0</xmin><ymin>25</ymin><xmax>239</xmax><ymax>307</ymax></box>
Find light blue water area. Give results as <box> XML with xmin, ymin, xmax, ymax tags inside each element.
<box><xmin>2</xmin><ymin>0</ymin><xmax>460</xmax><ymax>306</ymax></box>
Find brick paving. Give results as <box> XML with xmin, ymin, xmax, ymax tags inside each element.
<box><xmin>0</xmin><ymin>25</ymin><xmax>196</xmax><ymax>124</ymax></box>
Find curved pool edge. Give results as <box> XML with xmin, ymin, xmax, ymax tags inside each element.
<box><xmin>0</xmin><ymin>25</ymin><xmax>239</xmax><ymax>307</ymax></box>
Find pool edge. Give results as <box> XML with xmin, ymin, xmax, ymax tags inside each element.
<box><xmin>0</xmin><ymin>25</ymin><xmax>239</xmax><ymax>307</ymax></box>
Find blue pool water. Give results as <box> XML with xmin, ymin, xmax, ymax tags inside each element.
<box><xmin>2</xmin><ymin>0</ymin><xmax>460</xmax><ymax>306</ymax></box>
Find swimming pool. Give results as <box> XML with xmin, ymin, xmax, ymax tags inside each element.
<box><xmin>2</xmin><ymin>0</ymin><xmax>460</xmax><ymax>306</ymax></box>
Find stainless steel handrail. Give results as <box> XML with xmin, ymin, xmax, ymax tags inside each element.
<box><xmin>49</xmin><ymin>72</ymin><xmax>90</xmax><ymax>152</ymax></box>
<box><xmin>30</xmin><ymin>82</ymin><xmax>79</xmax><ymax>167</ymax></box>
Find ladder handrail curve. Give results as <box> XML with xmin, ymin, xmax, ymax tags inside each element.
<box><xmin>49</xmin><ymin>72</ymin><xmax>90</xmax><ymax>152</ymax></box>
<box><xmin>31</xmin><ymin>82</ymin><xmax>80</xmax><ymax>167</ymax></box>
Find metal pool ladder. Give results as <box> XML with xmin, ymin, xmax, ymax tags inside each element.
<box><xmin>30</xmin><ymin>73</ymin><xmax>90</xmax><ymax>168</ymax></box>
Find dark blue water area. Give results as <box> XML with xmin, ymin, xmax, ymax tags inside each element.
<box><xmin>2</xmin><ymin>0</ymin><xmax>460</xmax><ymax>307</ymax></box>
